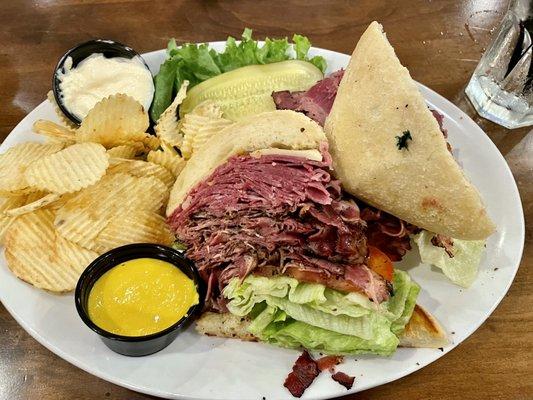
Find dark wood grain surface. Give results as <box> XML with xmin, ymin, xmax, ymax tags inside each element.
<box><xmin>0</xmin><ymin>1</ymin><xmax>531</xmax><ymax>399</ymax></box>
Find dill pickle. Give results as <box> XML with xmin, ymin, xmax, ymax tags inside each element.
<box><xmin>179</xmin><ymin>60</ymin><xmax>323</xmax><ymax>120</ymax></box>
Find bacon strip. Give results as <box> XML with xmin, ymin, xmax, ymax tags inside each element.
<box><xmin>284</xmin><ymin>351</ymin><xmax>320</xmax><ymax>398</ymax></box>
<box><xmin>331</xmin><ymin>371</ymin><xmax>355</xmax><ymax>390</ymax></box>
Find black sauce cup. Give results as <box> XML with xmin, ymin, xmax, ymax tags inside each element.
<box><xmin>75</xmin><ymin>244</ymin><xmax>204</xmax><ymax>357</ymax></box>
<box><xmin>52</xmin><ymin>39</ymin><xmax>152</xmax><ymax>126</ymax></box>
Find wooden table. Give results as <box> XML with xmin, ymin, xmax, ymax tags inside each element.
<box><xmin>0</xmin><ymin>1</ymin><xmax>531</xmax><ymax>399</ymax></box>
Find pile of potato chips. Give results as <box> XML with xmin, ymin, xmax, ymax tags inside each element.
<box><xmin>0</xmin><ymin>93</ymin><xmax>186</xmax><ymax>293</ymax></box>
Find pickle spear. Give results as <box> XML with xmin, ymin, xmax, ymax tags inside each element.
<box><xmin>179</xmin><ymin>60</ymin><xmax>323</xmax><ymax>120</ymax></box>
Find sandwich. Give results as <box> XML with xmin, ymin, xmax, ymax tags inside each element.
<box><xmin>166</xmin><ymin>110</ymin><xmax>447</xmax><ymax>355</ymax></box>
<box><xmin>165</xmin><ymin>21</ymin><xmax>494</xmax><ymax>356</ymax></box>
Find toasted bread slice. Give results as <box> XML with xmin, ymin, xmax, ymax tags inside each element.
<box><xmin>196</xmin><ymin>304</ymin><xmax>448</xmax><ymax>349</ymax></box>
<box><xmin>398</xmin><ymin>305</ymin><xmax>449</xmax><ymax>348</ymax></box>
<box><xmin>324</xmin><ymin>21</ymin><xmax>495</xmax><ymax>240</ymax></box>
<box><xmin>195</xmin><ymin>311</ymin><xmax>256</xmax><ymax>342</ymax></box>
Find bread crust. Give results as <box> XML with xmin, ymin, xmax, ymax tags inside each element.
<box><xmin>195</xmin><ymin>304</ymin><xmax>449</xmax><ymax>349</ymax></box>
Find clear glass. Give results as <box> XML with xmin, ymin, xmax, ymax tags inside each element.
<box><xmin>465</xmin><ymin>0</ymin><xmax>533</xmax><ymax>129</ymax></box>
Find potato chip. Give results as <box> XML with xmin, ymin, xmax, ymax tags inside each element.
<box><xmin>77</xmin><ymin>94</ymin><xmax>149</xmax><ymax>148</ymax></box>
<box><xmin>154</xmin><ymin>81</ymin><xmax>189</xmax><ymax>147</ymax></box>
<box><xmin>24</xmin><ymin>191</ymin><xmax>49</xmax><ymax>204</ymax></box>
<box><xmin>142</xmin><ymin>134</ymin><xmax>161</xmax><ymax>150</ymax></box>
<box><xmin>188</xmin><ymin>100</ymin><xmax>224</xmax><ymax>119</ymax></box>
<box><xmin>55</xmin><ymin>173</ymin><xmax>169</xmax><ymax>250</ymax></box>
<box><xmin>182</xmin><ymin>118</ymin><xmax>233</xmax><ymax>159</ymax></box>
<box><xmin>6</xmin><ymin>193</ymin><xmax>60</xmax><ymax>217</ymax></box>
<box><xmin>0</xmin><ymin>142</ymin><xmax>64</xmax><ymax>194</ymax></box>
<box><xmin>0</xmin><ymin>195</ymin><xmax>28</xmax><ymax>213</ymax></box>
<box><xmin>180</xmin><ymin>101</ymin><xmax>231</xmax><ymax>159</ymax></box>
<box><xmin>147</xmin><ymin>150</ymin><xmax>186</xmax><ymax>177</ymax></box>
<box><xmin>4</xmin><ymin>208</ymin><xmax>97</xmax><ymax>292</ymax></box>
<box><xmin>33</xmin><ymin>119</ymin><xmax>76</xmax><ymax>144</ymax></box>
<box><xmin>108</xmin><ymin>160</ymin><xmax>175</xmax><ymax>189</ymax></box>
<box><xmin>0</xmin><ymin>195</ymin><xmax>27</xmax><ymax>244</ymax></box>
<box><xmin>0</xmin><ymin>215</ymin><xmax>17</xmax><ymax>245</ymax></box>
<box><xmin>24</xmin><ymin>143</ymin><xmax>109</xmax><ymax>194</ymax></box>
<box><xmin>93</xmin><ymin>211</ymin><xmax>174</xmax><ymax>253</ymax></box>
<box><xmin>160</xmin><ymin>141</ymin><xmax>179</xmax><ymax>155</ymax></box>
<box><xmin>55</xmin><ymin>235</ymin><xmax>99</xmax><ymax>279</ymax></box>
<box><xmin>45</xmin><ymin>192</ymin><xmax>77</xmax><ymax>213</ymax></box>
<box><xmin>106</xmin><ymin>143</ymin><xmax>143</xmax><ymax>159</ymax></box>
<box><xmin>47</xmin><ymin>90</ymin><xmax>78</xmax><ymax>130</ymax></box>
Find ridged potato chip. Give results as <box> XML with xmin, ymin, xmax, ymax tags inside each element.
<box><xmin>93</xmin><ymin>211</ymin><xmax>174</xmax><ymax>253</ymax></box>
<box><xmin>0</xmin><ymin>195</ymin><xmax>28</xmax><ymax>213</ymax></box>
<box><xmin>47</xmin><ymin>90</ymin><xmax>78</xmax><ymax>130</ymax></box>
<box><xmin>147</xmin><ymin>150</ymin><xmax>186</xmax><ymax>177</ymax></box>
<box><xmin>55</xmin><ymin>173</ymin><xmax>169</xmax><ymax>250</ymax></box>
<box><xmin>4</xmin><ymin>209</ymin><xmax>98</xmax><ymax>292</ymax></box>
<box><xmin>55</xmin><ymin>235</ymin><xmax>99</xmax><ymax>281</ymax></box>
<box><xmin>106</xmin><ymin>143</ymin><xmax>144</xmax><ymax>159</ymax></box>
<box><xmin>181</xmin><ymin>117</ymin><xmax>233</xmax><ymax>159</ymax></box>
<box><xmin>160</xmin><ymin>141</ymin><xmax>179</xmax><ymax>155</ymax></box>
<box><xmin>33</xmin><ymin>119</ymin><xmax>76</xmax><ymax>144</ymax></box>
<box><xmin>5</xmin><ymin>193</ymin><xmax>60</xmax><ymax>217</ymax></box>
<box><xmin>24</xmin><ymin>143</ymin><xmax>109</xmax><ymax>194</ymax></box>
<box><xmin>0</xmin><ymin>195</ymin><xmax>28</xmax><ymax>244</ymax></box>
<box><xmin>77</xmin><ymin>94</ymin><xmax>149</xmax><ymax>148</ymax></box>
<box><xmin>0</xmin><ymin>142</ymin><xmax>64</xmax><ymax>194</ymax></box>
<box><xmin>142</xmin><ymin>134</ymin><xmax>161</xmax><ymax>150</ymax></box>
<box><xmin>0</xmin><ymin>215</ymin><xmax>17</xmax><ymax>245</ymax></box>
<box><xmin>108</xmin><ymin>160</ymin><xmax>175</xmax><ymax>189</ymax></box>
<box><xmin>180</xmin><ymin>101</ymin><xmax>232</xmax><ymax>159</ymax></box>
<box><xmin>188</xmin><ymin>100</ymin><xmax>224</xmax><ymax>119</ymax></box>
<box><xmin>154</xmin><ymin>81</ymin><xmax>189</xmax><ymax>147</ymax></box>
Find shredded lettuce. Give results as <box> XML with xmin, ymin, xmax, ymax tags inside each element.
<box><xmin>223</xmin><ymin>271</ymin><xmax>419</xmax><ymax>355</ymax></box>
<box><xmin>151</xmin><ymin>29</ymin><xmax>327</xmax><ymax>121</ymax></box>
<box><xmin>414</xmin><ymin>231</ymin><xmax>485</xmax><ymax>287</ymax></box>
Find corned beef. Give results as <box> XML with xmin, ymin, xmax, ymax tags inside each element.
<box><xmin>272</xmin><ymin>70</ymin><xmax>344</xmax><ymax>126</ymax></box>
<box><xmin>168</xmin><ymin>144</ymin><xmax>391</xmax><ymax>309</ymax></box>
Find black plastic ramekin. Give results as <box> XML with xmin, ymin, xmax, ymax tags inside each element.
<box><xmin>52</xmin><ymin>39</ymin><xmax>152</xmax><ymax>125</ymax></box>
<box><xmin>75</xmin><ymin>243</ymin><xmax>204</xmax><ymax>357</ymax></box>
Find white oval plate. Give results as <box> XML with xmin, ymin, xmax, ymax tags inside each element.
<box><xmin>0</xmin><ymin>43</ymin><xmax>525</xmax><ymax>400</ymax></box>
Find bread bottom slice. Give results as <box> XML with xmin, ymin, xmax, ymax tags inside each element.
<box><xmin>195</xmin><ymin>304</ymin><xmax>448</xmax><ymax>349</ymax></box>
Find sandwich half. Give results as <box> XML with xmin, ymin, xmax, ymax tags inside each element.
<box><xmin>324</xmin><ymin>21</ymin><xmax>495</xmax><ymax>240</ymax></box>
<box><xmin>167</xmin><ymin>110</ymin><xmax>448</xmax><ymax>355</ymax></box>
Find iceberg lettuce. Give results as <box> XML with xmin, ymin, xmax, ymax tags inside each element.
<box><xmin>223</xmin><ymin>271</ymin><xmax>419</xmax><ymax>355</ymax></box>
<box><xmin>414</xmin><ymin>231</ymin><xmax>485</xmax><ymax>287</ymax></box>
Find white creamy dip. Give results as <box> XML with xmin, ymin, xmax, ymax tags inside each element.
<box><xmin>58</xmin><ymin>53</ymin><xmax>154</xmax><ymax>120</ymax></box>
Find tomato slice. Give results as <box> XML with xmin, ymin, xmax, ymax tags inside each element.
<box><xmin>367</xmin><ymin>246</ymin><xmax>394</xmax><ymax>282</ymax></box>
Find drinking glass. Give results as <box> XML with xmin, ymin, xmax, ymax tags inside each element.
<box><xmin>465</xmin><ymin>0</ymin><xmax>533</xmax><ymax>129</ymax></box>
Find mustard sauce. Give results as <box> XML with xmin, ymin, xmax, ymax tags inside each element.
<box><xmin>88</xmin><ymin>258</ymin><xmax>198</xmax><ymax>337</ymax></box>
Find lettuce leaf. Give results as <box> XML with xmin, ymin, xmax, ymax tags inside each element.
<box><xmin>414</xmin><ymin>231</ymin><xmax>486</xmax><ymax>287</ymax></box>
<box><xmin>151</xmin><ymin>29</ymin><xmax>327</xmax><ymax>121</ymax></box>
<box><xmin>223</xmin><ymin>271</ymin><xmax>419</xmax><ymax>355</ymax></box>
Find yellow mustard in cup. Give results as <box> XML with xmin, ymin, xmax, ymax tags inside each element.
<box><xmin>87</xmin><ymin>258</ymin><xmax>199</xmax><ymax>337</ymax></box>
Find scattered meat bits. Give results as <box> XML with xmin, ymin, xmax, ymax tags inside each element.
<box><xmin>331</xmin><ymin>371</ymin><xmax>355</xmax><ymax>390</ymax></box>
<box><xmin>316</xmin><ymin>355</ymin><xmax>344</xmax><ymax>372</ymax></box>
<box><xmin>431</xmin><ymin>234</ymin><xmax>454</xmax><ymax>257</ymax></box>
<box><xmin>284</xmin><ymin>351</ymin><xmax>320</xmax><ymax>398</ymax></box>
